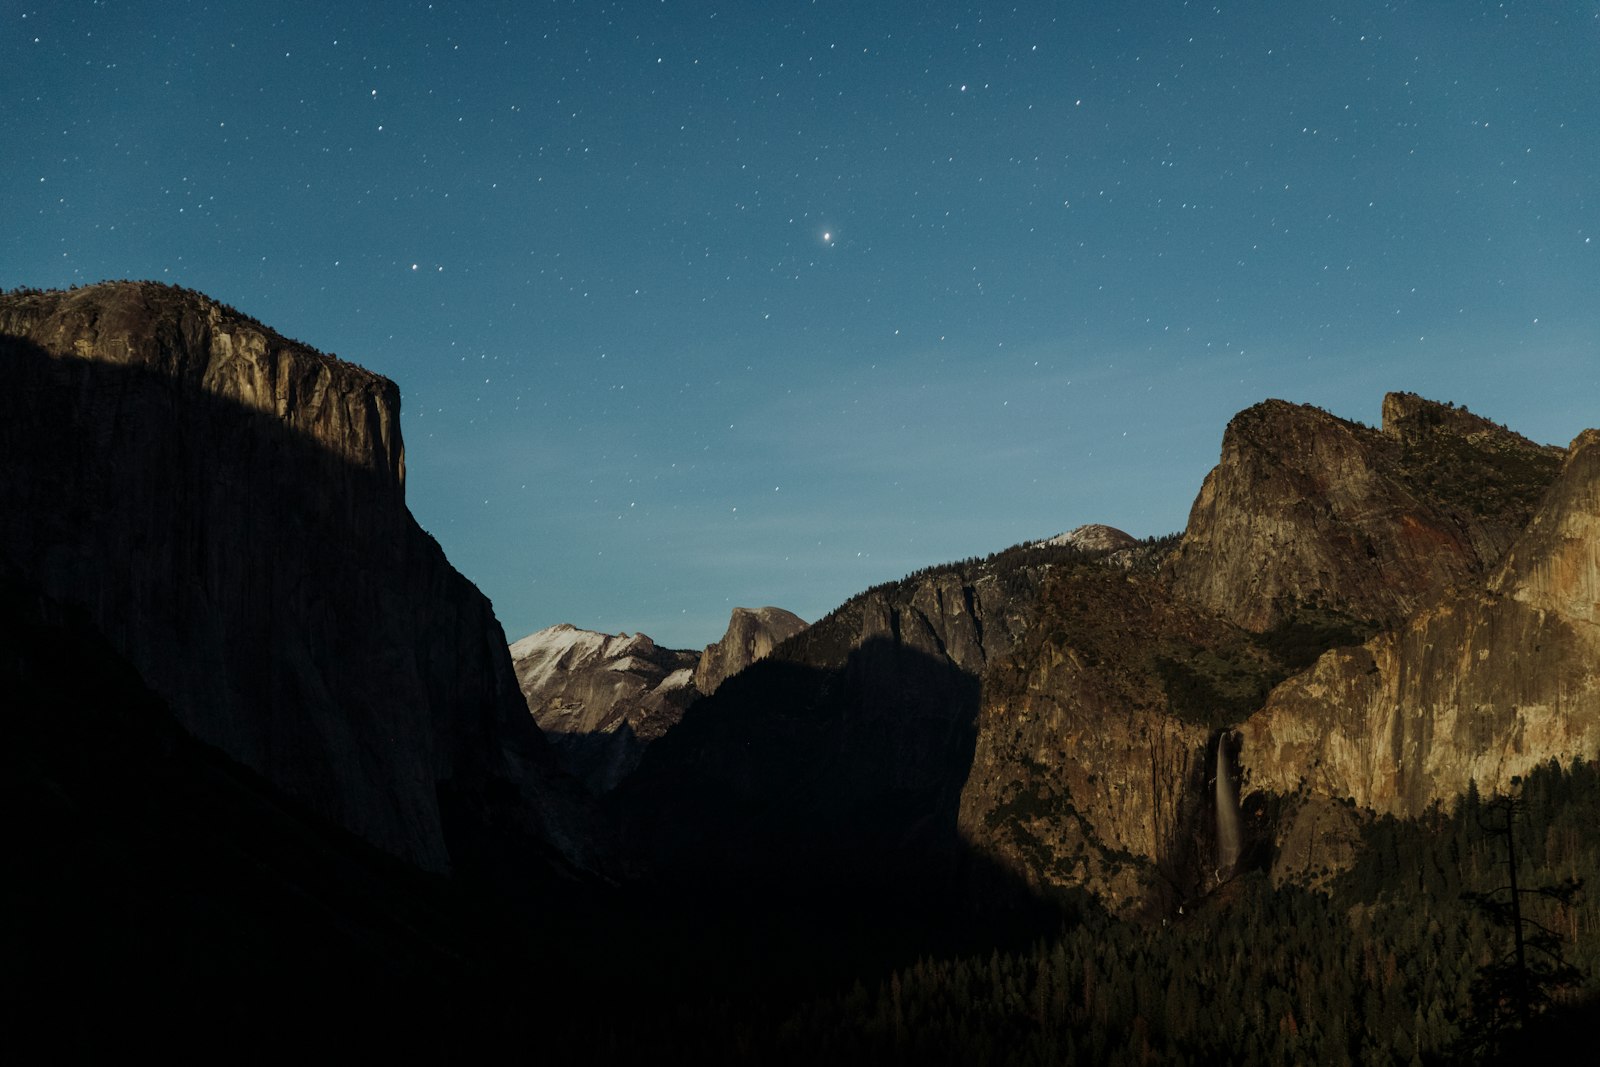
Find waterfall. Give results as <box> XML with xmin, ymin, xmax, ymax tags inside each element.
<box><xmin>1215</xmin><ymin>733</ymin><xmax>1242</xmax><ymax>878</ymax></box>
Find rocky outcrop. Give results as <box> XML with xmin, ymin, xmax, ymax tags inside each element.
<box><xmin>0</xmin><ymin>282</ymin><xmax>598</xmax><ymax>876</ymax></box>
<box><xmin>1033</xmin><ymin>523</ymin><xmax>1139</xmax><ymax>554</ymax></box>
<box><xmin>1240</xmin><ymin>428</ymin><xmax>1600</xmax><ymax>820</ymax></box>
<box><xmin>692</xmin><ymin>606</ymin><xmax>808</xmax><ymax>695</ymax></box>
<box><xmin>958</xmin><ymin>398</ymin><xmax>1573</xmax><ymax>908</ymax></box>
<box><xmin>956</xmin><ymin>564</ymin><xmax>1279</xmax><ymax>911</ymax></box>
<box><xmin>508</xmin><ymin>607</ymin><xmax>806</xmax><ymax>792</ymax></box>
<box><xmin>511</xmin><ymin>624</ymin><xmax>699</xmax><ymax>792</ymax></box>
<box><xmin>1171</xmin><ymin>395</ymin><xmax>1563</xmax><ymax>633</ymax></box>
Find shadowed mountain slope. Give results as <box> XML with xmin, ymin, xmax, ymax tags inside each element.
<box><xmin>0</xmin><ymin>282</ymin><xmax>599</xmax><ymax>877</ymax></box>
<box><xmin>509</xmin><ymin>607</ymin><xmax>805</xmax><ymax>793</ymax></box>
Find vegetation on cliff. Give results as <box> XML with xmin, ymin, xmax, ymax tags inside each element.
<box><xmin>1385</xmin><ymin>393</ymin><xmax>1566</xmax><ymax>532</ymax></box>
<box><xmin>552</xmin><ymin>760</ymin><xmax>1599</xmax><ymax>1065</ymax></box>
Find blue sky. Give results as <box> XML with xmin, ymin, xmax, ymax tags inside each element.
<box><xmin>6</xmin><ymin>1</ymin><xmax>1598</xmax><ymax>648</ymax></box>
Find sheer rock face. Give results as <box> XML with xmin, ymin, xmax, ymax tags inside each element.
<box><xmin>510</xmin><ymin>624</ymin><xmax>699</xmax><ymax>793</ymax></box>
<box><xmin>0</xmin><ymin>282</ymin><xmax>597</xmax><ymax>875</ymax></box>
<box><xmin>1171</xmin><ymin>395</ymin><xmax>1562</xmax><ymax>633</ymax></box>
<box><xmin>1241</xmin><ymin>429</ymin><xmax>1600</xmax><ymax>818</ymax></box>
<box><xmin>856</xmin><ymin>569</ymin><xmax>1032</xmax><ymax>674</ymax></box>
<box><xmin>955</xmin><ymin>574</ymin><xmax>1216</xmax><ymax>911</ymax></box>
<box><xmin>692</xmin><ymin>606</ymin><xmax>808</xmax><ymax>696</ymax></box>
<box><xmin>958</xmin><ymin>398</ymin><xmax>1571</xmax><ymax>908</ymax></box>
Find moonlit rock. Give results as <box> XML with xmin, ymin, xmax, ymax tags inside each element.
<box><xmin>509</xmin><ymin>622</ymin><xmax>700</xmax><ymax>793</ymax></box>
<box><xmin>1032</xmin><ymin>523</ymin><xmax>1139</xmax><ymax>553</ymax></box>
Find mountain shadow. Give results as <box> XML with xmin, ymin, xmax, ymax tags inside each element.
<box><xmin>0</xmin><ymin>314</ymin><xmax>599</xmax><ymax>883</ymax></box>
<box><xmin>0</xmin><ymin>567</ymin><xmax>577</xmax><ymax>1059</ymax></box>
<box><xmin>618</xmin><ymin>637</ymin><xmax>979</xmax><ymax>877</ymax></box>
<box><xmin>0</xmin><ymin>556</ymin><xmax>1066</xmax><ymax>1060</ymax></box>
<box><xmin>610</xmin><ymin>637</ymin><xmax>1073</xmax><ymax>975</ymax></box>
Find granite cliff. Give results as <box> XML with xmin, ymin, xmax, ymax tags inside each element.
<box><xmin>0</xmin><ymin>282</ymin><xmax>597</xmax><ymax>876</ymax></box>
<box><xmin>692</xmin><ymin>605</ymin><xmax>808</xmax><ymax>695</ymax></box>
<box><xmin>1240</xmin><ymin>427</ymin><xmax>1600</xmax><ymax>826</ymax></box>
<box><xmin>956</xmin><ymin>559</ymin><xmax>1262</xmax><ymax>910</ymax></box>
<box><xmin>1172</xmin><ymin>394</ymin><xmax>1562</xmax><ymax>632</ymax></box>
<box><xmin>958</xmin><ymin>396</ymin><xmax>1574</xmax><ymax>909</ymax></box>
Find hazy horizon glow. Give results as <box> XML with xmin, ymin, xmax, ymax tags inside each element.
<box><xmin>6</xmin><ymin>2</ymin><xmax>1598</xmax><ymax>647</ymax></box>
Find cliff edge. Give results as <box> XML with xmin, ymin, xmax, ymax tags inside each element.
<box><xmin>0</xmin><ymin>282</ymin><xmax>598</xmax><ymax>875</ymax></box>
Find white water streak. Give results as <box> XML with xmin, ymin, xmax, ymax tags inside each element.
<box><xmin>1215</xmin><ymin>734</ymin><xmax>1242</xmax><ymax>876</ymax></box>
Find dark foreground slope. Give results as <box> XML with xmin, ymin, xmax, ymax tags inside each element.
<box><xmin>0</xmin><ymin>571</ymin><xmax>516</xmax><ymax>1056</ymax></box>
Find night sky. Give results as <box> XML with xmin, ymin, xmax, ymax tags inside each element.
<box><xmin>7</xmin><ymin>1</ymin><xmax>1599</xmax><ymax>649</ymax></box>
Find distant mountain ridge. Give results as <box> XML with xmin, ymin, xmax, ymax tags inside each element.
<box><xmin>509</xmin><ymin>606</ymin><xmax>806</xmax><ymax>792</ymax></box>
<box><xmin>1032</xmin><ymin>523</ymin><xmax>1139</xmax><ymax>554</ymax></box>
<box><xmin>7</xmin><ymin>279</ymin><xmax>1596</xmax><ymax>970</ymax></box>
<box><xmin>509</xmin><ymin>623</ymin><xmax>698</xmax><ymax>793</ymax></box>
<box><xmin>694</xmin><ymin>605</ymin><xmax>808</xmax><ymax>695</ymax></box>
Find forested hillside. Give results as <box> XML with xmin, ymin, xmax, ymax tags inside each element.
<box><xmin>560</xmin><ymin>760</ymin><xmax>1600</xmax><ymax>1064</ymax></box>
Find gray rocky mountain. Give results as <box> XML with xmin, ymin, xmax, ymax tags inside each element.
<box><xmin>692</xmin><ymin>605</ymin><xmax>809</xmax><ymax>695</ymax></box>
<box><xmin>509</xmin><ymin>606</ymin><xmax>806</xmax><ymax>792</ymax></box>
<box><xmin>1032</xmin><ymin>523</ymin><xmax>1139</xmax><ymax>554</ymax></box>
<box><xmin>510</xmin><ymin>624</ymin><xmax>699</xmax><ymax>793</ymax></box>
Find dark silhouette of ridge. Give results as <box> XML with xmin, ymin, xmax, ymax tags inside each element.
<box><xmin>619</xmin><ymin>638</ymin><xmax>982</xmax><ymax>880</ymax></box>
<box><xmin>0</xmin><ymin>326</ymin><xmax>596</xmax><ymax>881</ymax></box>
<box><xmin>0</xmin><ymin>568</ymin><xmax>545</xmax><ymax>1058</ymax></box>
<box><xmin>1</xmin><ymin>319</ymin><xmax>1071</xmax><ymax>1057</ymax></box>
<box><xmin>610</xmin><ymin>636</ymin><xmax>1074</xmax><ymax>975</ymax></box>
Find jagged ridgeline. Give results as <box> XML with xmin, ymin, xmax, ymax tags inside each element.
<box><xmin>508</xmin><ymin>606</ymin><xmax>807</xmax><ymax>794</ymax></box>
<box><xmin>7</xmin><ymin>281</ymin><xmax>1599</xmax><ymax>1061</ymax></box>
<box><xmin>615</xmin><ymin>385</ymin><xmax>1589</xmax><ymax>922</ymax></box>
<box><xmin>611</xmin><ymin>524</ymin><xmax>1356</xmax><ymax>911</ymax></box>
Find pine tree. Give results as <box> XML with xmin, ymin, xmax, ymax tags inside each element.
<box><xmin>1455</xmin><ymin>780</ymin><xmax>1585</xmax><ymax>1061</ymax></box>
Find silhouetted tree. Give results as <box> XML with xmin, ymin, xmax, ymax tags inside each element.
<box><xmin>1456</xmin><ymin>779</ymin><xmax>1585</xmax><ymax>1061</ymax></box>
